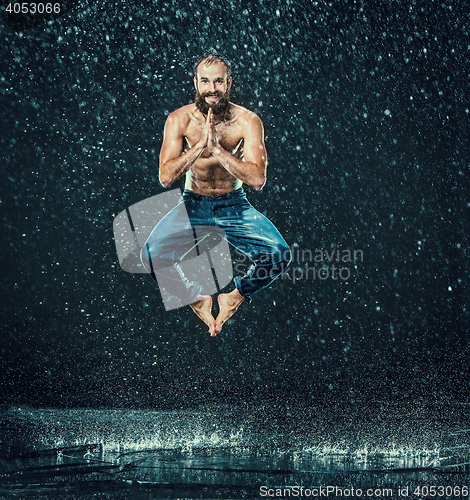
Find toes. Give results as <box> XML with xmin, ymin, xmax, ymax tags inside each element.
<box><xmin>210</xmin><ymin>321</ymin><xmax>218</xmax><ymax>337</ymax></box>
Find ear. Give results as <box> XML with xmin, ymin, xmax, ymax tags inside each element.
<box><xmin>227</xmin><ymin>76</ymin><xmax>232</xmax><ymax>90</ymax></box>
<box><xmin>194</xmin><ymin>76</ymin><xmax>198</xmax><ymax>91</ymax></box>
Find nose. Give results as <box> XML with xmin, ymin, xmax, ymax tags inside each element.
<box><xmin>208</xmin><ymin>81</ymin><xmax>216</xmax><ymax>92</ymax></box>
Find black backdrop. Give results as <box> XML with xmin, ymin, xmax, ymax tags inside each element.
<box><xmin>1</xmin><ymin>0</ymin><xmax>469</xmax><ymax>408</ymax></box>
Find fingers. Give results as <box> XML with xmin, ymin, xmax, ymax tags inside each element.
<box><xmin>200</xmin><ymin>109</ymin><xmax>214</xmax><ymax>151</ymax></box>
<box><xmin>207</xmin><ymin>109</ymin><xmax>215</xmax><ymax>149</ymax></box>
<box><xmin>208</xmin><ymin>119</ymin><xmax>212</xmax><ymax>142</ymax></box>
<box><xmin>207</xmin><ymin>109</ymin><xmax>213</xmax><ymax>132</ymax></box>
<box><xmin>198</xmin><ymin>109</ymin><xmax>210</xmax><ymax>148</ymax></box>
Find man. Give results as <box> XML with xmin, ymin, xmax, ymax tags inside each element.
<box><xmin>142</xmin><ymin>51</ymin><xmax>290</xmax><ymax>336</ymax></box>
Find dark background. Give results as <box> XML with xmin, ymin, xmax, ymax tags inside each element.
<box><xmin>1</xmin><ymin>0</ymin><xmax>469</xmax><ymax>409</ymax></box>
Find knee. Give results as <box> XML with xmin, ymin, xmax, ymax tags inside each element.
<box><xmin>140</xmin><ymin>242</ymin><xmax>151</xmax><ymax>268</ymax></box>
<box><xmin>141</xmin><ymin>240</ymin><xmax>163</xmax><ymax>264</ymax></box>
<box><xmin>273</xmin><ymin>242</ymin><xmax>291</xmax><ymax>267</ymax></box>
<box><xmin>141</xmin><ymin>239</ymin><xmax>174</xmax><ymax>270</ymax></box>
<box><xmin>281</xmin><ymin>244</ymin><xmax>292</xmax><ymax>266</ymax></box>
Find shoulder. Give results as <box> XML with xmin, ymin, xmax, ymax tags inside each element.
<box><xmin>229</xmin><ymin>103</ymin><xmax>262</xmax><ymax>123</ymax></box>
<box><xmin>166</xmin><ymin>104</ymin><xmax>194</xmax><ymax>126</ymax></box>
<box><xmin>229</xmin><ymin>104</ymin><xmax>264</xmax><ymax>136</ymax></box>
<box><xmin>164</xmin><ymin>105</ymin><xmax>200</xmax><ymax>138</ymax></box>
<box><xmin>229</xmin><ymin>104</ymin><xmax>263</xmax><ymax>128</ymax></box>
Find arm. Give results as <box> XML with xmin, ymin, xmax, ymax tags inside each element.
<box><xmin>159</xmin><ymin>111</ymin><xmax>205</xmax><ymax>188</ymax></box>
<box><xmin>209</xmin><ymin>111</ymin><xmax>267</xmax><ymax>191</ymax></box>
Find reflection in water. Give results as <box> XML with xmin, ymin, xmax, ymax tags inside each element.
<box><xmin>1</xmin><ymin>404</ymin><xmax>469</xmax><ymax>498</ymax></box>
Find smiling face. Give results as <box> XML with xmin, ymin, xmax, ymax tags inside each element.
<box><xmin>194</xmin><ymin>59</ymin><xmax>232</xmax><ymax>115</ymax></box>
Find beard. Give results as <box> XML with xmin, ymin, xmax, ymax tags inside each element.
<box><xmin>195</xmin><ymin>90</ymin><xmax>230</xmax><ymax>116</ymax></box>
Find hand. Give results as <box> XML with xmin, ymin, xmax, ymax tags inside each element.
<box><xmin>196</xmin><ymin>108</ymin><xmax>219</xmax><ymax>153</ymax></box>
<box><xmin>196</xmin><ymin>108</ymin><xmax>210</xmax><ymax>149</ymax></box>
<box><xmin>206</xmin><ymin>108</ymin><xmax>220</xmax><ymax>154</ymax></box>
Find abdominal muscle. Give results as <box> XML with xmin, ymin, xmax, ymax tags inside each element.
<box><xmin>184</xmin><ymin>150</ymin><xmax>243</xmax><ymax>197</ymax></box>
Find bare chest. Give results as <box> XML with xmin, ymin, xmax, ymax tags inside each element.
<box><xmin>184</xmin><ymin>119</ymin><xmax>244</xmax><ymax>157</ymax></box>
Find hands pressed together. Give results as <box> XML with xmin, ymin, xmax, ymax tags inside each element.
<box><xmin>198</xmin><ymin>108</ymin><xmax>220</xmax><ymax>154</ymax></box>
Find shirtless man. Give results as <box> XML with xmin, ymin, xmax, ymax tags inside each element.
<box><xmin>142</xmin><ymin>52</ymin><xmax>290</xmax><ymax>336</ymax></box>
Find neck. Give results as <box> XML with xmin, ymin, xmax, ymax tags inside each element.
<box><xmin>197</xmin><ymin>105</ymin><xmax>230</xmax><ymax>124</ymax></box>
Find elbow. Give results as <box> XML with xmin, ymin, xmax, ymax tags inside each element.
<box><xmin>252</xmin><ymin>163</ymin><xmax>267</xmax><ymax>191</ymax></box>
<box><xmin>252</xmin><ymin>176</ymin><xmax>266</xmax><ymax>192</ymax></box>
<box><xmin>159</xmin><ymin>161</ymin><xmax>173</xmax><ymax>188</ymax></box>
<box><xmin>159</xmin><ymin>174</ymin><xmax>172</xmax><ymax>189</ymax></box>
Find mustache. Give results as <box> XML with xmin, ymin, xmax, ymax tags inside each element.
<box><xmin>201</xmin><ymin>91</ymin><xmax>224</xmax><ymax>98</ymax></box>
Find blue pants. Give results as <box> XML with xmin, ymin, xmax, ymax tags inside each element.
<box><xmin>141</xmin><ymin>188</ymin><xmax>291</xmax><ymax>304</ymax></box>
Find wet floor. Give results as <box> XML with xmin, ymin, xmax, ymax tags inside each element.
<box><xmin>1</xmin><ymin>402</ymin><xmax>469</xmax><ymax>498</ymax></box>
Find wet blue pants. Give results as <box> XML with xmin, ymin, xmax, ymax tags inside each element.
<box><xmin>141</xmin><ymin>188</ymin><xmax>291</xmax><ymax>304</ymax></box>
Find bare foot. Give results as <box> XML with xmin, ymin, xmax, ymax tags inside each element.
<box><xmin>215</xmin><ymin>289</ymin><xmax>244</xmax><ymax>335</ymax></box>
<box><xmin>190</xmin><ymin>295</ymin><xmax>216</xmax><ymax>336</ymax></box>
